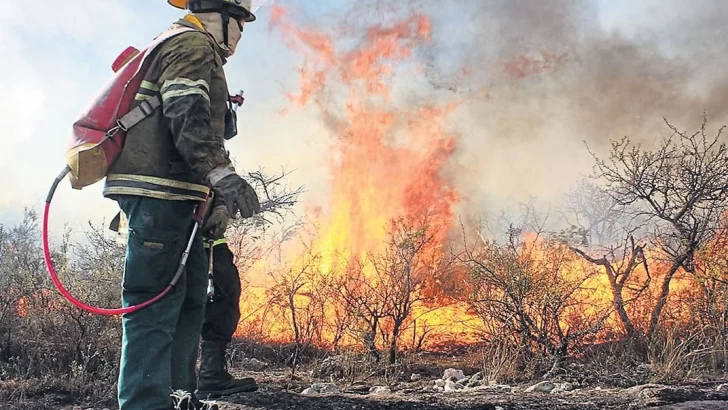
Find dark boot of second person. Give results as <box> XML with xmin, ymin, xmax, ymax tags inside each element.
<box><xmin>197</xmin><ymin>340</ymin><xmax>258</xmax><ymax>398</ymax></box>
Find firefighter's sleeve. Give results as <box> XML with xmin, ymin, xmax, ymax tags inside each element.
<box><xmin>157</xmin><ymin>34</ymin><xmax>228</xmax><ymax>180</ymax></box>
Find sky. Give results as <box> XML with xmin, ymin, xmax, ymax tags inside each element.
<box><xmin>0</xmin><ymin>0</ymin><xmax>724</xmax><ymax>239</ymax></box>
<box><xmin>0</xmin><ymin>0</ymin><xmax>328</xmax><ymax>232</ymax></box>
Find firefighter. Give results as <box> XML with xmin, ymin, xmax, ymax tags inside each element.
<box><xmin>198</xmin><ymin>198</ymin><xmax>259</xmax><ymax>397</ymax></box>
<box><xmin>103</xmin><ymin>1</ymin><xmax>260</xmax><ymax>409</ymax></box>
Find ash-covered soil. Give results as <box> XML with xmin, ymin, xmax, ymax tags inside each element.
<box><xmin>212</xmin><ymin>384</ymin><xmax>728</xmax><ymax>410</ymax></box>
<box><xmin>20</xmin><ymin>362</ymin><xmax>728</xmax><ymax>410</ymax></box>
<box><xmin>217</xmin><ymin>386</ymin><xmax>632</xmax><ymax>410</ymax></box>
<box><xmin>205</xmin><ymin>369</ymin><xmax>728</xmax><ymax>410</ymax></box>
<box><xmin>19</xmin><ymin>376</ymin><xmax>728</xmax><ymax>410</ymax></box>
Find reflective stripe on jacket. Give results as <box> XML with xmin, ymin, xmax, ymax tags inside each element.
<box><xmin>104</xmin><ymin>18</ymin><xmax>230</xmax><ymax>201</ymax></box>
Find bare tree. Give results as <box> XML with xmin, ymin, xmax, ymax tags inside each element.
<box><xmin>458</xmin><ymin>218</ymin><xmax>607</xmax><ymax>366</ymax></box>
<box><xmin>565</xmin><ymin>180</ymin><xmax>652</xmax><ymax>339</ymax></box>
<box><xmin>377</xmin><ymin>213</ymin><xmax>444</xmax><ymax>364</ymax></box>
<box><xmin>337</xmin><ymin>258</ymin><xmax>390</xmax><ymax>362</ymax></box>
<box><xmin>266</xmin><ymin>248</ymin><xmax>326</xmax><ymax>379</ymax></box>
<box><xmin>332</xmin><ymin>211</ymin><xmax>449</xmax><ymax>364</ymax></box>
<box><xmin>588</xmin><ymin>117</ymin><xmax>728</xmax><ymax>337</ymax></box>
<box><xmin>565</xmin><ymin>178</ymin><xmax>625</xmax><ymax>246</ymax></box>
<box><xmin>571</xmin><ymin>235</ymin><xmax>650</xmax><ymax>339</ymax></box>
<box><xmin>319</xmin><ymin>272</ymin><xmax>356</xmax><ymax>352</ymax></box>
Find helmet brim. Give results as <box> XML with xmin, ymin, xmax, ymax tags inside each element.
<box><xmin>236</xmin><ymin>10</ymin><xmax>256</xmax><ymax>22</ymax></box>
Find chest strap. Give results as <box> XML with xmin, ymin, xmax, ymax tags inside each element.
<box><xmin>116</xmin><ymin>95</ymin><xmax>162</xmax><ymax>131</ymax></box>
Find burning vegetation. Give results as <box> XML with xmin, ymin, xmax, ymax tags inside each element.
<box><xmin>232</xmin><ymin>2</ymin><xmax>728</xmax><ymax>375</ymax></box>
<box><xmin>3</xmin><ymin>0</ymin><xmax>728</xmax><ymax>407</ymax></box>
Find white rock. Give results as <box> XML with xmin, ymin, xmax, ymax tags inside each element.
<box><xmin>306</xmin><ymin>382</ymin><xmax>340</xmax><ymax>394</ymax></box>
<box><xmin>301</xmin><ymin>388</ymin><xmax>314</xmax><ymax>395</ymax></box>
<box><xmin>369</xmin><ymin>386</ymin><xmax>392</xmax><ymax>395</ymax></box>
<box><xmin>444</xmin><ymin>379</ymin><xmax>463</xmax><ymax>392</ymax></box>
<box><xmin>457</xmin><ymin>376</ymin><xmax>471</xmax><ymax>384</ymax></box>
<box><xmin>314</xmin><ymin>355</ymin><xmax>344</xmax><ymax>378</ymax></box>
<box><xmin>551</xmin><ymin>382</ymin><xmax>575</xmax><ymax>394</ymax></box>
<box><xmin>410</xmin><ymin>373</ymin><xmax>423</xmax><ymax>381</ymax></box>
<box><xmin>319</xmin><ymin>383</ymin><xmax>340</xmax><ymax>394</ymax></box>
<box><xmin>716</xmin><ymin>383</ymin><xmax>728</xmax><ymax>393</ymax></box>
<box><xmin>442</xmin><ymin>368</ymin><xmax>466</xmax><ymax>381</ymax></box>
<box><xmin>434</xmin><ymin>379</ymin><xmax>446</xmax><ymax>388</ymax></box>
<box><xmin>524</xmin><ymin>381</ymin><xmax>556</xmax><ymax>393</ymax></box>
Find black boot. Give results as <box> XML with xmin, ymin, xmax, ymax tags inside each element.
<box><xmin>197</xmin><ymin>340</ymin><xmax>258</xmax><ymax>398</ymax></box>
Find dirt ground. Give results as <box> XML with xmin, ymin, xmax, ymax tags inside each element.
<box><xmin>13</xmin><ymin>366</ymin><xmax>728</xmax><ymax>410</ymax></box>
<box><xmin>217</xmin><ymin>387</ymin><xmax>635</xmax><ymax>410</ymax></box>
<box><xmin>211</xmin><ymin>382</ymin><xmax>728</xmax><ymax>410</ymax></box>
<box><xmin>15</xmin><ymin>380</ymin><xmax>728</xmax><ymax>410</ymax></box>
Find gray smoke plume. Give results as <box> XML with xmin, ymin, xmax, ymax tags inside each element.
<box><xmin>406</xmin><ymin>0</ymin><xmax>728</xmax><ymax>216</ymax></box>
<box><xmin>283</xmin><ymin>0</ymin><xmax>728</xmax><ymax>221</ymax></box>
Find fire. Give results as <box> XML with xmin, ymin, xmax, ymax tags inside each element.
<box><xmin>232</xmin><ymin>6</ymin><xmax>708</xmax><ymax>352</ymax></box>
<box><xmin>234</xmin><ymin>7</ymin><xmax>465</xmax><ymax>347</ymax></box>
<box><xmin>271</xmin><ymin>6</ymin><xmax>458</xmax><ymax>268</ymax></box>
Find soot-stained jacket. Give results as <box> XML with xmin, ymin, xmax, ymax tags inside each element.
<box><xmin>104</xmin><ymin>18</ymin><xmax>230</xmax><ymax>202</ymax></box>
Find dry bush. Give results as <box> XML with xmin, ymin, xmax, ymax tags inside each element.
<box><xmin>589</xmin><ymin>117</ymin><xmax>728</xmax><ymax>337</ymax></box>
<box><xmin>264</xmin><ymin>247</ymin><xmax>329</xmax><ymax>378</ymax></box>
<box><xmin>578</xmin><ymin>338</ymin><xmax>649</xmax><ymax>387</ymax></box>
<box><xmin>457</xmin><ymin>216</ymin><xmax>608</xmax><ymax>376</ymax></box>
<box><xmin>0</xmin><ymin>210</ymin><xmax>121</xmax><ymax>406</ymax></box>
<box><xmin>479</xmin><ymin>338</ymin><xmax>524</xmax><ymax>384</ymax></box>
<box><xmin>647</xmin><ymin>328</ymin><xmax>717</xmax><ymax>384</ymax></box>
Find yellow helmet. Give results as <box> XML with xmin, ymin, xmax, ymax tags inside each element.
<box><xmin>168</xmin><ymin>0</ymin><xmax>256</xmax><ymax>22</ymax></box>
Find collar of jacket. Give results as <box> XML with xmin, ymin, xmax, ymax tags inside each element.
<box><xmin>173</xmin><ymin>16</ymin><xmax>228</xmax><ymax>64</ymax></box>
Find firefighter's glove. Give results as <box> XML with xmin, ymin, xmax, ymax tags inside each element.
<box><xmin>207</xmin><ymin>167</ymin><xmax>260</xmax><ymax>219</ymax></box>
<box><xmin>203</xmin><ymin>205</ymin><xmax>230</xmax><ymax>238</ymax></box>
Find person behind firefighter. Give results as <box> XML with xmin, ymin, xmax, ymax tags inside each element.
<box><xmin>102</xmin><ymin>1</ymin><xmax>260</xmax><ymax>409</ymax></box>
<box><xmin>198</xmin><ymin>199</ymin><xmax>258</xmax><ymax>397</ymax></box>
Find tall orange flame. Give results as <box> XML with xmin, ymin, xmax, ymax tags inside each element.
<box><xmin>271</xmin><ymin>6</ymin><xmax>458</xmax><ymax>266</ymax></box>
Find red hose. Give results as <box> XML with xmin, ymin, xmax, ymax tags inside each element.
<box><xmin>42</xmin><ymin>167</ymin><xmax>172</xmax><ymax>316</ymax></box>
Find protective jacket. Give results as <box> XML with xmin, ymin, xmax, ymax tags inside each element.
<box><xmin>104</xmin><ymin>17</ymin><xmax>231</xmax><ymax>202</ymax></box>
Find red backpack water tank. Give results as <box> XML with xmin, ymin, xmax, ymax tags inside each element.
<box><xmin>65</xmin><ymin>27</ymin><xmax>194</xmax><ymax>189</ymax></box>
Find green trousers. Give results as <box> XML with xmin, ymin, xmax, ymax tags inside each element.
<box><xmin>116</xmin><ymin>196</ymin><xmax>207</xmax><ymax>410</ymax></box>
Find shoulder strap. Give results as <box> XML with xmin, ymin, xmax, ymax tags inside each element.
<box><xmin>114</xmin><ymin>27</ymin><xmax>198</xmax><ymax>132</ymax></box>
<box><xmin>116</xmin><ymin>96</ymin><xmax>162</xmax><ymax>131</ymax></box>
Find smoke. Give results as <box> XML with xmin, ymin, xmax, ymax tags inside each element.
<box><xmin>410</xmin><ymin>0</ymin><xmax>728</xmax><ymax>216</ymax></box>
<box><xmin>273</xmin><ymin>0</ymin><xmax>728</xmax><ymax>228</ymax></box>
<box><xmin>430</xmin><ymin>0</ymin><xmax>728</xmax><ymax>216</ymax></box>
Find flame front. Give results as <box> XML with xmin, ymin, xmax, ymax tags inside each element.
<box><xmin>234</xmin><ymin>6</ymin><xmax>716</xmax><ymax>352</ymax></box>
<box><xmin>232</xmin><ymin>8</ymin><xmax>467</xmax><ymax>347</ymax></box>
<box><xmin>273</xmin><ymin>7</ymin><xmax>458</xmax><ymax>272</ymax></box>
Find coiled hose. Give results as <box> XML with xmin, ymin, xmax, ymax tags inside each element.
<box><xmin>42</xmin><ymin>166</ymin><xmax>201</xmax><ymax>315</ymax></box>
